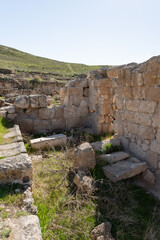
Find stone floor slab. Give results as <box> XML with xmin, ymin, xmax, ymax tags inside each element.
<box><xmin>30</xmin><ymin>134</ymin><xmax>67</xmax><ymax>149</ymax></box>
<box><xmin>103</xmin><ymin>157</ymin><xmax>147</xmax><ymax>182</ymax></box>
<box><xmin>3</xmin><ymin>125</ymin><xmax>23</xmax><ymax>142</ymax></box>
<box><xmin>99</xmin><ymin>151</ymin><xmax>130</xmax><ymax>164</ymax></box>
<box><xmin>0</xmin><ymin>142</ymin><xmax>26</xmax><ymax>158</ymax></box>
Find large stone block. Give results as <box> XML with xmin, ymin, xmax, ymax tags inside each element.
<box><xmin>146</xmin><ymin>87</ymin><xmax>160</xmax><ymax>101</ymax></box>
<box><xmin>150</xmin><ymin>140</ymin><xmax>160</xmax><ymax>154</ymax></box>
<box><xmin>29</xmin><ymin>95</ymin><xmax>39</xmax><ymax>108</ymax></box>
<box><xmin>55</xmin><ymin>106</ymin><xmax>64</xmax><ymax>119</ymax></box>
<box><xmin>126</xmin><ymin>100</ymin><xmax>139</xmax><ymax>112</ymax></box>
<box><xmin>38</xmin><ymin>94</ymin><xmax>47</xmax><ymax>108</ymax></box>
<box><xmin>74</xmin><ymin>142</ymin><xmax>96</xmax><ymax>170</ymax></box>
<box><xmin>15</xmin><ymin>95</ymin><xmax>29</xmax><ymax>109</ymax></box>
<box><xmin>30</xmin><ymin>134</ymin><xmax>67</xmax><ymax>149</ymax></box>
<box><xmin>139</xmin><ymin>100</ymin><xmax>156</xmax><ymax>113</ymax></box>
<box><xmin>103</xmin><ymin>157</ymin><xmax>147</xmax><ymax>182</ymax></box>
<box><xmin>138</xmin><ymin>126</ymin><xmax>155</xmax><ymax>140</ymax></box>
<box><xmin>133</xmin><ymin>112</ymin><xmax>151</xmax><ymax>126</ymax></box>
<box><xmin>39</xmin><ymin>107</ymin><xmax>55</xmax><ymax>120</ymax></box>
<box><xmin>152</xmin><ymin>113</ymin><xmax>160</xmax><ymax>128</ymax></box>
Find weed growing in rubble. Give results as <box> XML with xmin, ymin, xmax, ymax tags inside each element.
<box><xmin>31</xmin><ymin>144</ymin><xmax>160</xmax><ymax>240</ymax></box>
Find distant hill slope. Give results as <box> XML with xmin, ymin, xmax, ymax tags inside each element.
<box><xmin>0</xmin><ymin>45</ymin><xmax>110</xmax><ymax>75</ymax></box>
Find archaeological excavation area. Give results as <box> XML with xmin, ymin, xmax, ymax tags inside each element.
<box><xmin>0</xmin><ymin>56</ymin><xmax>160</xmax><ymax>240</ymax></box>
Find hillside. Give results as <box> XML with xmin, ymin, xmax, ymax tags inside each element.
<box><xmin>0</xmin><ymin>45</ymin><xmax>109</xmax><ymax>75</ymax></box>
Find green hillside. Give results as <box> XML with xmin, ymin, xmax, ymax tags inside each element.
<box><xmin>0</xmin><ymin>45</ymin><xmax>109</xmax><ymax>75</ymax></box>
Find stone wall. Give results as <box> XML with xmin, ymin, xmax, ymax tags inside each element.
<box><xmin>113</xmin><ymin>57</ymin><xmax>160</xmax><ymax>174</ymax></box>
<box><xmin>0</xmin><ymin>77</ymin><xmax>64</xmax><ymax>97</ymax></box>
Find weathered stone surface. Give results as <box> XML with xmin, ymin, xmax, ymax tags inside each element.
<box><xmin>146</xmin><ymin>87</ymin><xmax>160</xmax><ymax>101</ymax></box>
<box><xmin>39</xmin><ymin>107</ymin><xmax>55</xmax><ymax>120</ymax></box>
<box><xmin>142</xmin><ymin>169</ymin><xmax>156</xmax><ymax>185</ymax></box>
<box><xmin>29</xmin><ymin>95</ymin><xmax>39</xmax><ymax>108</ymax></box>
<box><xmin>145</xmin><ymin>150</ymin><xmax>159</xmax><ymax>169</ymax></box>
<box><xmin>73</xmin><ymin>170</ymin><xmax>95</xmax><ymax>192</ymax></box>
<box><xmin>139</xmin><ymin>100</ymin><xmax>156</xmax><ymax>114</ymax></box>
<box><xmin>30</xmin><ymin>134</ymin><xmax>67</xmax><ymax>149</ymax></box>
<box><xmin>91</xmin><ymin>222</ymin><xmax>114</xmax><ymax>240</ymax></box>
<box><xmin>103</xmin><ymin>157</ymin><xmax>147</xmax><ymax>182</ymax></box>
<box><xmin>1</xmin><ymin>215</ymin><xmax>42</xmax><ymax>240</ymax></box>
<box><xmin>126</xmin><ymin>100</ymin><xmax>139</xmax><ymax>112</ymax></box>
<box><xmin>15</xmin><ymin>95</ymin><xmax>29</xmax><ymax>109</ymax></box>
<box><xmin>99</xmin><ymin>151</ymin><xmax>130</xmax><ymax>164</ymax></box>
<box><xmin>0</xmin><ymin>142</ymin><xmax>26</xmax><ymax>158</ymax></box>
<box><xmin>0</xmin><ymin>153</ymin><xmax>32</xmax><ymax>184</ymax></box>
<box><xmin>3</xmin><ymin>125</ymin><xmax>22</xmax><ymax>142</ymax></box>
<box><xmin>74</xmin><ymin>142</ymin><xmax>96</xmax><ymax>170</ymax></box>
<box><xmin>91</xmin><ymin>139</ymin><xmax>121</xmax><ymax>151</ymax></box>
<box><xmin>150</xmin><ymin>140</ymin><xmax>160</xmax><ymax>154</ymax></box>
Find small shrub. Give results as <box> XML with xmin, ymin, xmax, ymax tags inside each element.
<box><xmin>102</xmin><ymin>143</ymin><xmax>121</xmax><ymax>154</ymax></box>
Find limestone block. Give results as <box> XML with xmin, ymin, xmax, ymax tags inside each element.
<box><xmin>66</xmin><ymin>117</ymin><xmax>81</xmax><ymax>129</ymax></box>
<box><xmin>124</xmin><ymin>110</ymin><xmax>134</xmax><ymax>121</ymax></box>
<box><xmin>105</xmin><ymin>115</ymin><xmax>113</xmax><ymax>124</ymax></box>
<box><xmin>133</xmin><ymin>112</ymin><xmax>151</xmax><ymax>126</ymax></box>
<box><xmin>91</xmin><ymin>222</ymin><xmax>114</xmax><ymax>240</ymax></box>
<box><xmin>132</xmin><ymin>87</ymin><xmax>145</xmax><ymax>99</ymax></box>
<box><xmin>139</xmin><ymin>100</ymin><xmax>156</xmax><ymax>113</ymax></box>
<box><xmin>142</xmin><ymin>169</ymin><xmax>156</xmax><ymax>185</ymax></box>
<box><xmin>98</xmin><ymin>86</ymin><xmax>110</xmax><ymax>95</ymax></box>
<box><xmin>81</xmin><ymin>107</ymin><xmax>89</xmax><ymax>117</ymax></box>
<box><xmin>60</xmin><ymin>87</ymin><xmax>67</xmax><ymax>98</ymax></box>
<box><xmin>127</xmin><ymin>122</ymin><xmax>138</xmax><ymax>135</ymax></box>
<box><xmin>39</xmin><ymin>107</ymin><xmax>55</xmax><ymax>120</ymax></box>
<box><xmin>142</xmin><ymin>143</ymin><xmax>149</xmax><ymax>152</ymax></box>
<box><xmin>74</xmin><ymin>142</ymin><xmax>96</xmax><ymax>170</ymax></box>
<box><xmin>99</xmin><ymin>151</ymin><xmax>130</xmax><ymax>164</ymax></box>
<box><xmin>52</xmin><ymin>118</ymin><xmax>66</xmax><ymax>129</ymax></box>
<box><xmin>113</xmin><ymin>119</ymin><xmax>124</xmax><ymax>134</ymax></box>
<box><xmin>95</xmin><ymin>78</ymin><xmax>112</xmax><ymax>87</ymax></box>
<box><xmin>2</xmin><ymin>215</ymin><xmax>42</xmax><ymax>240</ymax></box>
<box><xmin>138</xmin><ymin>126</ymin><xmax>155</xmax><ymax>140</ymax></box>
<box><xmin>80</xmin><ymin>99</ymin><xmax>88</xmax><ymax>108</ymax></box>
<box><xmin>73</xmin><ymin>170</ymin><xmax>95</xmax><ymax>192</ymax></box>
<box><xmin>64</xmin><ymin>107</ymin><xmax>77</xmax><ymax>118</ymax></box>
<box><xmin>136</xmin><ymin>73</ymin><xmax>144</xmax><ymax>86</ymax></box>
<box><xmin>103</xmin><ymin>157</ymin><xmax>147</xmax><ymax>182</ymax></box>
<box><xmin>115</xmin><ymin>98</ymin><xmax>124</xmax><ymax>109</ymax></box>
<box><xmin>146</xmin><ymin>87</ymin><xmax>160</xmax><ymax>101</ymax></box>
<box><xmin>14</xmin><ymin>95</ymin><xmax>29</xmax><ymax>109</ymax></box>
<box><xmin>115</xmin><ymin>87</ymin><xmax>123</xmax><ymax>98</ymax></box>
<box><xmin>16</xmin><ymin>118</ymin><xmax>34</xmax><ymax>132</ymax></box>
<box><xmin>126</xmin><ymin>100</ymin><xmax>139</xmax><ymax>112</ymax></box>
<box><xmin>0</xmin><ymin>142</ymin><xmax>26</xmax><ymax>158</ymax></box>
<box><xmin>152</xmin><ymin>113</ymin><xmax>160</xmax><ymax>128</ymax></box>
<box><xmin>67</xmin><ymin>87</ymin><xmax>83</xmax><ymax>96</ymax></box>
<box><xmin>26</xmin><ymin>109</ymin><xmax>39</xmax><ymax>119</ymax></box>
<box><xmin>150</xmin><ymin>140</ymin><xmax>160</xmax><ymax>154</ymax></box>
<box><xmin>129</xmin><ymin>142</ymin><xmax>145</xmax><ymax>160</ymax></box>
<box><xmin>123</xmin><ymin>87</ymin><xmax>133</xmax><ymax>99</ymax></box>
<box><xmin>145</xmin><ymin>150</ymin><xmax>159</xmax><ymax>169</ymax></box>
<box><xmin>3</xmin><ymin>125</ymin><xmax>23</xmax><ymax>142</ymax></box>
<box><xmin>0</xmin><ymin>153</ymin><xmax>32</xmax><ymax>184</ymax></box>
<box><xmin>156</xmin><ymin>129</ymin><xmax>160</xmax><ymax>143</ymax></box>
<box><xmin>55</xmin><ymin>106</ymin><xmax>64</xmax><ymax>119</ymax></box>
<box><xmin>38</xmin><ymin>94</ymin><xmax>47</xmax><ymax>107</ymax></box>
<box><xmin>33</xmin><ymin>119</ymin><xmax>52</xmax><ymax>133</ymax></box>
<box><xmin>99</xmin><ymin>99</ymin><xmax>112</xmax><ymax>115</ymax></box>
<box><xmin>30</xmin><ymin>134</ymin><xmax>67</xmax><ymax>149</ymax></box>
<box><xmin>91</xmin><ymin>138</ymin><xmax>121</xmax><ymax>151</ymax></box>
<box><xmin>29</xmin><ymin>95</ymin><xmax>39</xmax><ymax>108</ymax></box>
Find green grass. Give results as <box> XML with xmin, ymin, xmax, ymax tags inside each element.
<box><xmin>0</xmin><ymin>45</ymin><xmax>110</xmax><ymax>75</ymax></box>
<box><xmin>0</xmin><ymin>227</ymin><xmax>11</xmax><ymax>240</ymax></box>
<box><xmin>32</xmin><ymin>147</ymin><xmax>160</xmax><ymax>240</ymax></box>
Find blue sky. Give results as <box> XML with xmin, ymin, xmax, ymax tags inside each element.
<box><xmin>0</xmin><ymin>0</ymin><xmax>160</xmax><ymax>65</ymax></box>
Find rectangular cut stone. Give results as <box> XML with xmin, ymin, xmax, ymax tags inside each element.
<box><xmin>150</xmin><ymin>140</ymin><xmax>160</xmax><ymax>154</ymax></box>
<box><xmin>30</xmin><ymin>134</ymin><xmax>67</xmax><ymax>149</ymax></box>
<box><xmin>3</xmin><ymin>125</ymin><xmax>23</xmax><ymax>142</ymax></box>
<box><xmin>138</xmin><ymin>126</ymin><xmax>155</xmax><ymax>140</ymax></box>
<box><xmin>0</xmin><ymin>153</ymin><xmax>32</xmax><ymax>184</ymax></box>
<box><xmin>146</xmin><ymin>88</ymin><xmax>160</xmax><ymax>101</ymax></box>
<box><xmin>134</xmin><ymin>112</ymin><xmax>151</xmax><ymax>126</ymax></box>
<box><xmin>139</xmin><ymin>100</ymin><xmax>156</xmax><ymax>113</ymax></box>
<box><xmin>91</xmin><ymin>138</ymin><xmax>121</xmax><ymax>151</ymax></box>
<box><xmin>126</xmin><ymin>100</ymin><xmax>139</xmax><ymax>112</ymax></box>
<box><xmin>0</xmin><ymin>142</ymin><xmax>26</xmax><ymax>158</ymax></box>
<box><xmin>103</xmin><ymin>157</ymin><xmax>147</xmax><ymax>182</ymax></box>
<box><xmin>99</xmin><ymin>151</ymin><xmax>130</xmax><ymax>164</ymax></box>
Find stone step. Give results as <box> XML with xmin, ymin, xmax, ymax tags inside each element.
<box><xmin>103</xmin><ymin>157</ymin><xmax>147</xmax><ymax>182</ymax></box>
<box><xmin>30</xmin><ymin>134</ymin><xmax>67</xmax><ymax>150</ymax></box>
<box><xmin>99</xmin><ymin>151</ymin><xmax>130</xmax><ymax>164</ymax></box>
<box><xmin>91</xmin><ymin>138</ymin><xmax>121</xmax><ymax>152</ymax></box>
<box><xmin>0</xmin><ymin>142</ymin><xmax>26</xmax><ymax>158</ymax></box>
<box><xmin>3</xmin><ymin>125</ymin><xmax>23</xmax><ymax>142</ymax></box>
<box><xmin>0</xmin><ymin>153</ymin><xmax>32</xmax><ymax>184</ymax></box>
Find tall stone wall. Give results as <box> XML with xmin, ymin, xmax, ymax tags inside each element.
<box><xmin>113</xmin><ymin>57</ymin><xmax>160</xmax><ymax>172</ymax></box>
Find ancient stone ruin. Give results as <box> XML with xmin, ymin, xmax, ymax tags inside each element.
<box><xmin>1</xmin><ymin>55</ymin><xmax>160</xmax><ymax>238</ymax></box>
